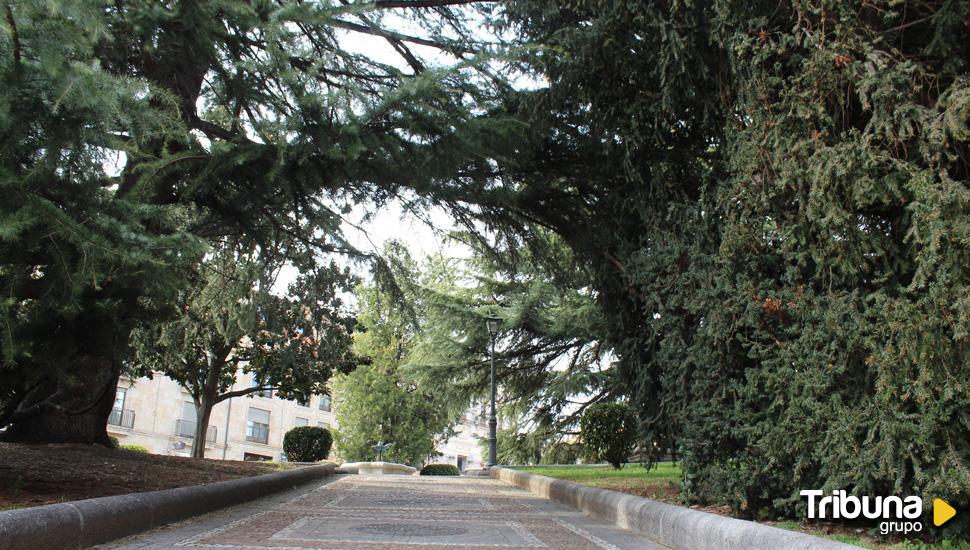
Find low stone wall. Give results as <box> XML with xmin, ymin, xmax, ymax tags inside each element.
<box><xmin>0</xmin><ymin>463</ymin><xmax>335</xmax><ymax>550</ymax></box>
<box><xmin>491</xmin><ymin>467</ymin><xmax>855</xmax><ymax>550</ymax></box>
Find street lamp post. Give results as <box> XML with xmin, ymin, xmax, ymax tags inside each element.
<box><xmin>486</xmin><ymin>315</ymin><xmax>502</xmax><ymax>468</ymax></box>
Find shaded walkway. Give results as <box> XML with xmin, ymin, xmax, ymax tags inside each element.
<box><xmin>105</xmin><ymin>473</ymin><xmax>667</xmax><ymax>549</ymax></box>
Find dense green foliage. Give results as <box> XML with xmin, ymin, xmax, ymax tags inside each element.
<box><xmin>475</xmin><ymin>424</ymin><xmax>582</xmax><ymax>466</ymax></box>
<box><xmin>1</xmin><ymin>0</ymin><xmax>966</xmax><ymax>536</ymax></box>
<box><xmin>478</xmin><ymin>427</ymin><xmax>542</xmax><ymax>465</ymax></box>
<box><xmin>420</xmin><ymin>463</ymin><xmax>461</xmax><ymax>476</ymax></box>
<box><xmin>406</xmin><ymin>236</ymin><xmax>620</xmax><ymax>444</ymax></box>
<box><xmin>283</xmin><ymin>426</ymin><xmax>333</xmax><ymax>463</ymax></box>
<box><xmin>119</xmin><ymin>444</ymin><xmax>150</xmax><ymax>454</ymax></box>
<box><xmin>463</xmin><ymin>0</ymin><xmax>970</xmax><ymax>531</ymax></box>
<box><xmin>0</xmin><ymin>1</ymin><xmax>200</xmax><ymax>444</ymax></box>
<box><xmin>541</xmin><ymin>441</ymin><xmax>582</xmax><ymax>466</ymax></box>
<box><xmin>332</xmin><ymin>277</ymin><xmax>454</xmax><ymax>466</ymax></box>
<box><xmin>0</xmin><ymin>0</ymin><xmax>520</xmax><ymax>444</ymax></box>
<box><xmin>580</xmin><ymin>403</ymin><xmax>639</xmax><ymax>469</ymax></box>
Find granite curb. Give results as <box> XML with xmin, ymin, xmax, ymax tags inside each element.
<box><xmin>0</xmin><ymin>462</ymin><xmax>336</xmax><ymax>550</ymax></box>
<box><xmin>490</xmin><ymin>466</ymin><xmax>857</xmax><ymax>550</ymax></box>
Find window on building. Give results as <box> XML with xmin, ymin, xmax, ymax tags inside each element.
<box><xmin>294</xmin><ymin>417</ymin><xmax>308</xmax><ymax>427</ymax></box>
<box><xmin>182</xmin><ymin>401</ymin><xmax>197</xmax><ymax>422</ymax></box>
<box><xmin>246</xmin><ymin>407</ymin><xmax>270</xmax><ymax>444</ymax></box>
<box><xmin>243</xmin><ymin>452</ymin><xmax>272</xmax><ymax>462</ymax></box>
<box><xmin>317</xmin><ymin>422</ymin><xmax>330</xmax><ymax>429</ymax></box>
<box><xmin>317</xmin><ymin>395</ymin><xmax>331</xmax><ymax>412</ymax></box>
<box><xmin>113</xmin><ymin>388</ymin><xmax>127</xmax><ymax>411</ymax></box>
<box><xmin>296</xmin><ymin>396</ymin><xmax>309</xmax><ymax>407</ymax></box>
<box><xmin>176</xmin><ymin>401</ymin><xmax>197</xmax><ymax>438</ymax></box>
<box><xmin>108</xmin><ymin>388</ymin><xmax>134</xmax><ymax>428</ymax></box>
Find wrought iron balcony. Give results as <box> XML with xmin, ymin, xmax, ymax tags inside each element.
<box><xmin>175</xmin><ymin>419</ymin><xmax>217</xmax><ymax>443</ymax></box>
<box><xmin>107</xmin><ymin>408</ymin><xmax>135</xmax><ymax>429</ymax></box>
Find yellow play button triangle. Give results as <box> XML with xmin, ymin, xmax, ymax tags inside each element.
<box><xmin>934</xmin><ymin>498</ymin><xmax>956</xmax><ymax>527</ymax></box>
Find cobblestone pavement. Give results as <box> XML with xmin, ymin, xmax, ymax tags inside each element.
<box><xmin>102</xmin><ymin>473</ymin><xmax>668</xmax><ymax>549</ymax></box>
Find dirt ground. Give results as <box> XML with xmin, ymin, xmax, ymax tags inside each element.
<box><xmin>0</xmin><ymin>442</ymin><xmax>294</xmax><ymax>510</ymax></box>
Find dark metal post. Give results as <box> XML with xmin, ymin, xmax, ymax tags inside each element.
<box><xmin>488</xmin><ymin>333</ymin><xmax>497</xmax><ymax>468</ymax></box>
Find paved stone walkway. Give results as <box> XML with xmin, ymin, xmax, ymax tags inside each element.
<box><xmin>102</xmin><ymin>473</ymin><xmax>668</xmax><ymax>549</ymax></box>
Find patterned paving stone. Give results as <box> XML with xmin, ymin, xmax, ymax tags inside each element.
<box><xmin>101</xmin><ymin>473</ymin><xmax>669</xmax><ymax>549</ymax></box>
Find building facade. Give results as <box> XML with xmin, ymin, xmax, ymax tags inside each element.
<box><xmin>107</xmin><ymin>371</ymin><xmax>486</xmax><ymax>470</ymax></box>
<box><xmin>431</xmin><ymin>408</ymin><xmax>489</xmax><ymax>471</ymax></box>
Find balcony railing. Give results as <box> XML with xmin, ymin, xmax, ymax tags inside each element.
<box><xmin>107</xmin><ymin>408</ymin><xmax>135</xmax><ymax>429</ymax></box>
<box><xmin>246</xmin><ymin>422</ymin><xmax>270</xmax><ymax>444</ymax></box>
<box><xmin>175</xmin><ymin>419</ymin><xmax>217</xmax><ymax>443</ymax></box>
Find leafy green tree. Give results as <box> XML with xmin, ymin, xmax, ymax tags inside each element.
<box><xmin>0</xmin><ymin>0</ymin><xmax>523</xmax><ymax>444</ymax></box>
<box><xmin>406</xmin><ymin>233</ymin><xmax>621</xmax><ymax>443</ymax></box>
<box><xmin>477</xmin><ymin>426</ymin><xmax>544</xmax><ymax>466</ymax></box>
<box><xmin>131</xmin><ymin>243</ymin><xmax>357</xmax><ymax>458</ymax></box>
<box><xmin>483</xmin><ymin>0</ymin><xmax>970</xmax><ymax>525</ymax></box>
<box><xmin>581</xmin><ymin>402</ymin><xmax>639</xmax><ymax>469</ymax></box>
<box><xmin>332</xmin><ymin>279</ymin><xmax>453</xmax><ymax>466</ymax></box>
<box><xmin>541</xmin><ymin>440</ymin><xmax>581</xmax><ymax>466</ymax></box>
<box><xmin>0</xmin><ymin>2</ymin><xmax>199</xmax><ymax>444</ymax></box>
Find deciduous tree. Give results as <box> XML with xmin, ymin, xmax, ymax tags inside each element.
<box><xmin>131</xmin><ymin>242</ymin><xmax>357</xmax><ymax>458</ymax></box>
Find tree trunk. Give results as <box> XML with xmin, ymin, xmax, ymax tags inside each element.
<box><xmin>190</xmin><ymin>348</ymin><xmax>230</xmax><ymax>459</ymax></box>
<box><xmin>0</xmin><ymin>305</ymin><xmax>131</xmax><ymax>446</ymax></box>
<box><xmin>191</xmin><ymin>396</ymin><xmax>214</xmax><ymax>459</ymax></box>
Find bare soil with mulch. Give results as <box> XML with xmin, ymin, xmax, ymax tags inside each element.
<box><xmin>0</xmin><ymin>442</ymin><xmax>295</xmax><ymax>510</ymax></box>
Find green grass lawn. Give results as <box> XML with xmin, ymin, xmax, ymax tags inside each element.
<box><xmin>516</xmin><ymin>463</ymin><xmax>681</xmax><ymax>482</ymax></box>
<box><xmin>513</xmin><ymin>463</ymin><xmax>682</xmax><ymax>501</ymax></box>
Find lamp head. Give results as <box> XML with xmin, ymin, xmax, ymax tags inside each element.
<box><xmin>486</xmin><ymin>315</ymin><xmax>502</xmax><ymax>337</ymax></box>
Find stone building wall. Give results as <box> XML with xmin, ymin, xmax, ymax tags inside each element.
<box><xmin>108</xmin><ymin>371</ymin><xmax>487</xmax><ymax>468</ymax></box>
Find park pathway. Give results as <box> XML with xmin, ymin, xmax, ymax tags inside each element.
<box><xmin>103</xmin><ymin>473</ymin><xmax>668</xmax><ymax>549</ymax></box>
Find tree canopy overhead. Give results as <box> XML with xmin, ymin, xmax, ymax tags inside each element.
<box><xmin>0</xmin><ymin>0</ymin><xmax>522</xmax><ymax>444</ymax></box>
<box><xmin>480</xmin><ymin>0</ymin><xmax>970</xmax><ymax>527</ymax></box>
<box><xmin>1</xmin><ymin>0</ymin><xmax>967</xmax><ymax>537</ymax></box>
<box><xmin>377</xmin><ymin>0</ymin><xmax>970</xmax><ymax>531</ymax></box>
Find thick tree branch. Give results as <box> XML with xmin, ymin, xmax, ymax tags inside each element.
<box><xmin>328</xmin><ymin>18</ymin><xmax>475</xmax><ymax>54</ymax></box>
<box><xmin>191</xmin><ymin>115</ymin><xmax>254</xmax><ymax>144</ymax></box>
<box><xmin>213</xmin><ymin>385</ymin><xmax>276</xmax><ymax>404</ymax></box>
<box><xmin>5</xmin><ymin>4</ymin><xmax>21</xmax><ymax>70</ymax></box>
<box><xmin>370</xmin><ymin>0</ymin><xmax>487</xmax><ymax>8</ymax></box>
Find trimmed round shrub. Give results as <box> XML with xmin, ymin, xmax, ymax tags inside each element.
<box><xmin>283</xmin><ymin>426</ymin><xmax>333</xmax><ymax>462</ymax></box>
<box><xmin>580</xmin><ymin>402</ymin><xmax>639</xmax><ymax>469</ymax></box>
<box><xmin>107</xmin><ymin>435</ymin><xmax>120</xmax><ymax>449</ymax></box>
<box><xmin>420</xmin><ymin>463</ymin><xmax>460</xmax><ymax>476</ymax></box>
<box><xmin>120</xmin><ymin>444</ymin><xmax>150</xmax><ymax>453</ymax></box>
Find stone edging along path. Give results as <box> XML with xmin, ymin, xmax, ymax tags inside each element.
<box><xmin>0</xmin><ymin>462</ymin><xmax>336</xmax><ymax>550</ymax></box>
<box><xmin>490</xmin><ymin>466</ymin><xmax>857</xmax><ymax>550</ymax></box>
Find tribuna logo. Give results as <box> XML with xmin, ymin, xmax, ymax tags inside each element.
<box><xmin>800</xmin><ymin>490</ymin><xmax>923</xmax><ymax>535</ymax></box>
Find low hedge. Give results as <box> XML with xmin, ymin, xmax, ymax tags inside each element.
<box><xmin>120</xmin><ymin>444</ymin><xmax>150</xmax><ymax>453</ymax></box>
<box><xmin>283</xmin><ymin>426</ymin><xmax>333</xmax><ymax>462</ymax></box>
<box><xmin>420</xmin><ymin>463</ymin><xmax>461</xmax><ymax>476</ymax></box>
